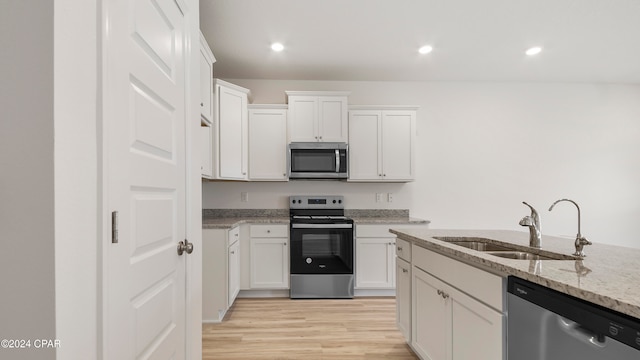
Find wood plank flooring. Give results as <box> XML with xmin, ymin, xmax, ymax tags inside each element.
<box><xmin>202</xmin><ymin>297</ymin><xmax>418</xmax><ymax>359</ymax></box>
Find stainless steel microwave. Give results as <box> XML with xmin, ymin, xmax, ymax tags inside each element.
<box><xmin>287</xmin><ymin>142</ymin><xmax>348</xmax><ymax>179</ymax></box>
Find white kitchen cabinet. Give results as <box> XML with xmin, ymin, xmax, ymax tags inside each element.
<box><xmin>200</xmin><ymin>125</ymin><xmax>213</xmax><ymax>179</ymax></box>
<box><xmin>348</xmin><ymin>106</ymin><xmax>417</xmax><ymax>182</ymax></box>
<box><xmin>249</xmin><ymin>225</ymin><xmax>289</xmax><ymax>289</ymax></box>
<box><xmin>211</xmin><ymin>79</ymin><xmax>250</xmax><ymax>180</ymax></box>
<box><xmin>410</xmin><ymin>244</ymin><xmax>505</xmax><ymax>360</ymax></box>
<box><xmin>286</xmin><ymin>91</ymin><xmax>350</xmax><ymax>143</ymax></box>
<box><xmin>199</xmin><ymin>31</ymin><xmax>215</xmax><ymax>125</ymax></box>
<box><xmin>248</xmin><ymin>105</ymin><xmax>288</xmax><ymax>181</ymax></box>
<box><xmin>355</xmin><ymin>225</ymin><xmax>397</xmax><ymax>289</ymax></box>
<box><xmin>202</xmin><ymin>226</ymin><xmax>241</xmax><ymax>322</ymax></box>
<box><xmin>228</xmin><ymin>238</ymin><xmax>240</xmax><ymax>306</ymax></box>
<box><xmin>356</xmin><ymin>237</ymin><xmax>396</xmax><ymax>289</ymax></box>
<box><xmin>396</xmin><ymin>237</ymin><xmax>412</xmax><ymax>342</ymax></box>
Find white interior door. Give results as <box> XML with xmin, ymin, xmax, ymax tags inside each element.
<box><xmin>104</xmin><ymin>0</ymin><xmax>188</xmax><ymax>358</ymax></box>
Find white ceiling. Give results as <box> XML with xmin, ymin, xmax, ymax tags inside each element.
<box><xmin>200</xmin><ymin>0</ymin><xmax>640</xmax><ymax>83</ymax></box>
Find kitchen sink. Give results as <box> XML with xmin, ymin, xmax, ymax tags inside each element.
<box><xmin>485</xmin><ymin>251</ymin><xmax>574</xmax><ymax>261</ymax></box>
<box><xmin>433</xmin><ymin>236</ymin><xmax>578</xmax><ymax>261</ymax></box>
<box><xmin>446</xmin><ymin>241</ymin><xmax>514</xmax><ymax>252</ymax></box>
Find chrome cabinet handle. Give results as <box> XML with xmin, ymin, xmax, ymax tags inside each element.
<box><xmin>436</xmin><ymin>289</ymin><xmax>449</xmax><ymax>299</ymax></box>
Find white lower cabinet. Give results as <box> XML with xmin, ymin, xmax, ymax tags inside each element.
<box><xmin>396</xmin><ymin>257</ymin><xmax>411</xmax><ymax>341</ymax></box>
<box><xmin>355</xmin><ymin>225</ymin><xmax>397</xmax><ymax>289</ymax></box>
<box><xmin>410</xmin><ymin>244</ymin><xmax>505</xmax><ymax>360</ymax></box>
<box><xmin>202</xmin><ymin>226</ymin><xmax>240</xmax><ymax>322</ymax></box>
<box><xmin>249</xmin><ymin>225</ymin><xmax>289</xmax><ymax>289</ymax></box>
<box><xmin>356</xmin><ymin>237</ymin><xmax>396</xmax><ymax>289</ymax></box>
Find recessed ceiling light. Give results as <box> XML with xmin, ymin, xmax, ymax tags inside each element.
<box><xmin>525</xmin><ymin>46</ymin><xmax>542</xmax><ymax>56</ymax></box>
<box><xmin>271</xmin><ymin>42</ymin><xmax>284</xmax><ymax>52</ymax></box>
<box><xmin>418</xmin><ymin>45</ymin><xmax>433</xmax><ymax>54</ymax></box>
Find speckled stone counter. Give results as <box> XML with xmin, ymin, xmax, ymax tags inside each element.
<box><xmin>202</xmin><ymin>208</ymin><xmax>430</xmax><ymax>229</ymax></box>
<box><xmin>347</xmin><ymin>209</ymin><xmax>430</xmax><ymax>225</ymax></box>
<box><xmin>389</xmin><ymin>228</ymin><xmax>640</xmax><ymax>320</ymax></box>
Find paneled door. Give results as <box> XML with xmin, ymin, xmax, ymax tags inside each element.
<box><xmin>103</xmin><ymin>0</ymin><xmax>189</xmax><ymax>358</ymax></box>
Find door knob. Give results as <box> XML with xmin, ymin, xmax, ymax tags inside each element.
<box><xmin>177</xmin><ymin>239</ymin><xmax>194</xmax><ymax>255</ymax></box>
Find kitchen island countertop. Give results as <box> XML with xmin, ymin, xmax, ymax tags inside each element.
<box><xmin>389</xmin><ymin>228</ymin><xmax>640</xmax><ymax>320</ymax></box>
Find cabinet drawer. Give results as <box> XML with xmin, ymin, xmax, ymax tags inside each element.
<box><xmin>250</xmin><ymin>224</ymin><xmax>288</xmax><ymax>238</ymax></box>
<box><xmin>228</xmin><ymin>226</ymin><xmax>240</xmax><ymax>246</ymax></box>
<box><xmin>356</xmin><ymin>224</ymin><xmax>396</xmax><ymax>238</ymax></box>
<box><xmin>396</xmin><ymin>238</ymin><xmax>411</xmax><ymax>262</ymax></box>
<box><xmin>412</xmin><ymin>244</ymin><xmax>504</xmax><ymax>311</ymax></box>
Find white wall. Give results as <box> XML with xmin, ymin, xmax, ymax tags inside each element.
<box><xmin>204</xmin><ymin>79</ymin><xmax>640</xmax><ymax>249</ymax></box>
<box><xmin>54</xmin><ymin>0</ymin><xmax>98</xmax><ymax>358</ymax></box>
<box><xmin>0</xmin><ymin>2</ymin><xmax>99</xmax><ymax>359</ymax></box>
<box><xmin>0</xmin><ymin>2</ymin><xmax>56</xmax><ymax>360</ymax></box>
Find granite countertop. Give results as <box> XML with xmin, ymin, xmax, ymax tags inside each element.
<box><xmin>202</xmin><ymin>209</ymin><xmax>429</xmax><ymax>229</ymax></box>
<box><xmin>389</xmin><ymin>228</ymin><xmax>640</xmax><ymax>320</ymax></box>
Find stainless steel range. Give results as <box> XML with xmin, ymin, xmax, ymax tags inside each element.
<box><xmin>289</xmin><ymin>195</ymin><xmax>354</xmax><ymax>299</ymax></box>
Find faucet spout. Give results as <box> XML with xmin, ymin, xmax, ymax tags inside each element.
<box><xmin>548</xmin><ymin>198</ymin><xmax>591</xmax><ymax>257</ymax></box>
<box><xmin>520</xmin><ymin>201</ymin><xmax>541</xmax><ymax>248</ymax></box>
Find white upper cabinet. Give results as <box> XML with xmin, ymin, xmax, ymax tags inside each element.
<box><xmin>348</xmin><ymin>106</ymin><xmax>417</xmax><ymax>182</ymax></box>
<box><xmin>286</xmin><ymin>91</ymin><xmax>350</xmax><ymax>143</ymax></box>
<box><xmin>200</xmin><ymin>125</ymin><xmax>213</xmax><ymax>179</ymax></box>
<box><xmin>199</xmin><ymin>32</ymin><xmax>215</xmax><ymax>125</ymax></box>
<box><xmin>248</xmin><ymin>105</ymin><xmax>288</xmax><ymax>181</ymax></box>
<box><xmin>212</xmin><ymin>79</ymin><xmax>250</xmax><ymax>180</ymax></box>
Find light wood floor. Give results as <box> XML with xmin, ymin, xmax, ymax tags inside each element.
<box><xmin>202</xmin><ymin>297</ymin><xmax>418</xmax><ymax>359</ymax></box>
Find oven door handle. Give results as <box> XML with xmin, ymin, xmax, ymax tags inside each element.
<box><xmin>335</xmin><ymin>149</ymin><xmax>340</xmax><ymax>173</ymax></box>
<box><xmin>291</xmin><ymin>223</ymin><xmax>353</xmax><ymax>229</ymax></box>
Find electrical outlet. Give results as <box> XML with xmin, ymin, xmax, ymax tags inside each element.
<box><xmin>387</xmin><ymin>193</ymin><xmax>393</xmax><ymax>203</ymax></box>
<box><xmin>241</xmin><ymin>192</ymin><xmax>249</xmax><ymax>202</ymax></box>
<box><xmin>376</xmin><ymin>193</ymin><xmax>382</xmax><ymax>202</ymax></box>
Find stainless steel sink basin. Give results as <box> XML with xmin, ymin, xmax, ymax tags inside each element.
<box><xmin>433</xmin><ymin>236</ymin><xmax>578</xmax><ymax>261</ymax></box>
<box><xmin>446</xmin><ymin>241</ymin><xmax>514</xmax><ymax>252</ymax></box>
<box><xmin>486</xmin><ymin>251</ymin><xmax>553</xmax><ymax>260</ymax></box>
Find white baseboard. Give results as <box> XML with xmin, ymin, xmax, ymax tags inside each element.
<box><xmin>354</xmin><ymin>289</ymin><xmax>396</xmax><ymax>297</ymax></box>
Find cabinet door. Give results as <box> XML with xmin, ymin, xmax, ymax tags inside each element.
<box><xmin>381</xmin><ymin>111</ymin><xmax>414</xmax><ymax>181</ymax></box>
<box><xmin>451</xmin><ymin>291</ymin><xmax>503</xmax><ymax>360</ymax></box>
<box><xmin>249</xmin><ymin>238</ymin><xmax>289</xmax><ymax>289</ymax></box>
<box><xmin>355</xmin><ymin>237</ymin><xmax>395</xmax><ymax>289</ymax></box>
<box><xmin>248</xmin><ymin>108</ymin><xmax>287</xmax><ymax>181</ymax></box>
<box><xmin>288</xmin><ymin>96</ymin><xmax>318</xmax><ymax>142</ymax></box>
<box><xmin>396</xmin><ymin>258</ymin><xmax>411</xmax><ymax>342</ymax></box>
<box><xmin>217</xmin><ymin>85</ymin><xmax>248</xmax><ymax>179</ymax></box>
<box><xmin>413</xmin><ymin>268</ymin><xmax>450</xmax><ymax>360</ymax></box>
<box><xmin>348</xmin><ymin>110</ymin><xmax>382</xmax><ymax>180</ymax></box>
<box><xmin>199</xmin><ymin>45</ymin><xmax>214</xmax><ymax>124</ymax></box>
<box><xmin>200</xmin><ymin>125</ymin><xmax>213</xmax><ymax>178</ymax></box>
<box><xmin>228</xmin><ymin>240</ymin><xmax>240</xmax><ymax>307</ymax></box>
<box><xmin>318</xmin><ymin>96</ymin><xmax>348</xmax><ymax>142</ymax></box>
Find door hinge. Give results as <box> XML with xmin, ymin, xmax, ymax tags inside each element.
<box><xmin>111</xmin><ymin>211</ymin><xmax>118</xmax><ymax>244</ymax></box>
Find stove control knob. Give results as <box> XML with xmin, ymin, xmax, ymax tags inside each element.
<box><xmin>338</xmin><ymin>200</ymin><xmax>342</xmax><ymax>204</ymax></box>
<box><xmin>332</xmin><ymin>200</ymin><xmax>336</xmax><ymax>204</ymax></box>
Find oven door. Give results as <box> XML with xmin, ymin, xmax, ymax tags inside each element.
<box><xmin>290</xmin><ymin>223</ymin><xmax>354</xmax><ymax>274</ymax></box>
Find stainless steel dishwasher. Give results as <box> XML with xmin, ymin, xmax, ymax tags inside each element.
<box><xmin>507</xmin><ymin>276</ymin><xmax>640</xmax><ymax>359</ymax></box>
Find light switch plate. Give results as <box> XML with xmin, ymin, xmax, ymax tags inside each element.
<box><xmin>376</xmin><ymin>193</ymin><xmax>382</xmax><ymax>202</ymax></box>
<box><xmin>241</xmin><ymin>192</ymin><xmax>249</xmax><ymax>202</ymax></box>
<box><xmin>387</xmin><ymin>193</ymin><xmax>393</xmax><ymax>203</ymax></box>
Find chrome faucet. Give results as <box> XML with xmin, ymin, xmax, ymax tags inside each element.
<box><xmin>519</xmin><ymin>202</ymin><xmax>541</xmax><ymax>248</ymax></box>
<box><xmin>549</xmin><ymin>199</ymin><xmax>592</xmax><ymax>258</ymax></box>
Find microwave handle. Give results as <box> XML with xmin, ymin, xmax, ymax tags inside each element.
<box><xmin>335</xmin><ymin>149</ymin><xmax>340</xmax><ymax>173</ymax></box>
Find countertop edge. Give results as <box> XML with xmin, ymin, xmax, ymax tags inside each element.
<box><xmin>390</xmin><ymin>229</ymin><xmax>640</xmax><ymax>320</ymax></box>
<box><xmin>203</xmin><ymin>216</ymin><xmax>430</xmax><ymax>229</ymax></box>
